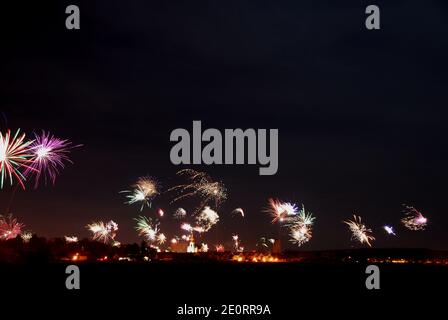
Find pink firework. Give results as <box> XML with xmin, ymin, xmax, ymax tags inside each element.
<box><xmin>0</xmin><ymin>215</ymin><xmax>24</xmax><ymax>240</ymax></box>
<box><xmin>0</xmin><ymin>129</ymin><xmax>35</xmax><ymax>189</ymax></box>
<box><xmin>401</xmin><ymin>205</ymin><xmax>428</xmax><ymax>231</ymax></box>
<box><xmin>26</xmin><ymin>131</ymin><xmax>79</xmax><ymax>188</ymax></box>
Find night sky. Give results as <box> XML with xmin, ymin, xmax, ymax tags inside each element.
<box><xmin>1</xmin><ymin>0</ymin><xmax>447</xmax><ymax>250</ymax></box>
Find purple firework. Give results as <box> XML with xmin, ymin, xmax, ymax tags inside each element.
<box><xmin>26</xmin><ymin>131</ymin><xmax>80</xmax><ymax>188</ymax></box>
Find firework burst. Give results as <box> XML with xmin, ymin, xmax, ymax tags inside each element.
<box><xmin>195</xmin><ymin>206</ymin><xmax>219</xmax><ymax>232</ymax></box>
<box><xmin>401</xmin><ymin>205</ymin><xmax>428</xmax><ymax>231</ymax></box>
<box><xmin>135</xmin><ymin>216</ymin><xmax>160</xmax><ymax>242</ymax></box>
<box><xmin>86</xmin><ymin>220</ymin><xmax>118</xmax><ymax>243</ymax></box>
<box><xmin>168</xmin><ymin>169</ymin><xmax>227</xmax><ymax>212</ymax></box>
<box><xmin>121</xmin><ymin>176</ymin><xmax>159</xmax><ymax>211</ymax></box>
<box><xmin>286</xmin><ymin>205</ymin><xmax>315</xmax><ymax>246</ymax></box>
<box><xmin>173</xmin><ymin>207</ymin><xmax>187</xmax><ymax>219</ymax></box>
<box><xmin>265</xmin><ymin>198</ymin><xmax>298</xmax><ymax>223</ymax></box>
<box><xmin>25</xmin><ymin>131</ymin><xmax>79</xmax><ymax>188</ymax></box>
<box><xmin>0</xmin><ymin>214</ymin><xmax>24</xmax><ymax>240</ymax></box>
<box><xmin>343</xmin><ymin>215</ymin><xmax>375</xmax><ymax>247</ymax></box>
<box><xmin>65</xmin><ymin>236</ymin><xmax>78</xmax><ymax>243</ymax></box>
<box><xmin>20</xmin><ymin>230</ymin><xmax>33</xmax><ymax>243</ymax></box>
<box><xmin>0</xmin><ymin>129</ymin><xmax>35</xmax><ymax>189</ymax></box>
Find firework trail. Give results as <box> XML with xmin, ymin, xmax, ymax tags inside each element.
<box><xmin>25</xmin><ymin>131</ymin><xmax>80</xmax><ymax>188</ymax></box>
<box><xmin>20</xmin><ymin>230</ymin><xmax>33</xmax><ymax>243</ymax></box>
<box><xmin>173</xmin><ymin>207</ymin><xmax>187</xmax><ymax>219</ymax></box>
<box><xmin>0</xmin><ymin>129</ymin><xmax>35</xmax><ymax>189</ymax></box>
<box><xmin>286</xmin><ymin>205</ymin><xmax>315</xmax><ymax>246</ymax></box>
<box><xmin>135</xmin><ymin>216</ymin><xmax>160</xmax><ymax>242</ymax></box>
<box><xmin>343</xmin><ymin>215</ymin><xmax>375</xmax><ymax>247</ymax></box>
<box><xmin>121</xmin><ymin>177</ymin><xmax>159</xmax><ymax>211</ymax></box>
<box><xmin>265</xmin><ymin>198</ymin><xmax>298</xmax><ymax>223</ymax></box>
<box><xmin>383</xmin><ymin>225</ymin><xmax>396</xmax><ymax>236</ymax></box>
<box><xmin>65</xmin><ymin>236</ymin><xmax>78</xmax><ymax>243</ymax></box>
<box><xmin>168</xmin><ymin>169</ymin><xmax>227</xmax><ymax>212</ymax></box>
<box><xmin>86</xmin><ymin>220</ymin><xmax>118</xmax><ymax>244</ymax></box>
<box><xmin>401</xmin><ymin>205</ymin><xmax>428</xmax><ymax>231</ymax></box>
<box><xmin>0</xmin><ymin>214</ymin><xmax>24</xmax><ymax>240</ymax></box>
<box><xmin>231</xmin><ymin>208</ymin><xmax>245</xmax><ymax>218</ymax></box>
<box><xmin>195</xmin><ymin>206</ymin><xmax>219</xmax><ymax>232</ymax></box>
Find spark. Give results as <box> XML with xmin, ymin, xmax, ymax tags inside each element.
<box><xmin>383</xmin><ymin>225</ymin><xmax>396</xmax><ymax>236</ymax></box>
<box><xmin>265</xmin><ymin>198</ymin><xmax>298</xmax><ymax>223</ymax></box>
<box><xmin>121</xmin><ymin>177</ymin><xmax>159</xmax><ymax>211</ymax></box>
<box><xmin>26</xmin><ymin>131</ymin><xmax>80</xmax><ymax>188</ymax></box>
<box><xmin>195</xmin><ymin>206</ymin><xmax>219</xmax><ymax>232</ymax></box>
<box><xmin>0</xmin><ymin>129</ymin><xmax>35</xmax><ymax>189</ymax></box>
<box><xmin>173</xmin><ymin>207</ymin><xmax>187</xmax><ymax>219</ymax></box>
<box><xmin>168</xmin><ymin>169</ymin><xmax>227</xmax><ymax>212</ymax></box>
<box><xmin>0</xmin><ymin>214</ymin><xmax>25</xmax><ymax>240</ymax></box>
<box><xmin>343</xmin><ymin>215</ymin><xmax>375</xmax><ymax>247</ymax></box>
<box><xmin>158</xmin><ymin>209</ymin><xmax>165</xmax><ymax>217</ymax></box>
<box><xmin>401</xmin><ymin>205</ymin><xmax>428</xmax><ymax>231</ymax></box>
<box><xmin>135</xmin><ymin>216</ymin><xmax>160</xmax><ymax>242</ymax></box>
<box><xmin>86</xmin><ymin>220</ymin><xmax>118</xmax><ymax>244</ymax></box>
<box><xmin>65</xmin><ymin>236</ymin><xmax>78</xmax><ymax>243</ymax></box>
<box><xmin>231</xmin><ymin>208</ymin><xmax>245</xmax><ymax>218</ymax></box>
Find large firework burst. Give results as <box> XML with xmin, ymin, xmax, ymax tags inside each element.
<box><xmin>25</xmin><ymin>131</ymin><xmax>79</xmax><ymax>188</ymax></box>
<box><xmin>0</xmin><ymin>214</ymin><xmax>24</xmax><ymax>240</ymax></box>
<box><xmin>168</xmin><ymin>169</ymin><xmax>227</xmax><ymax>212</ymax></box>
<box><xmin>121</xmin><ymin>176</ymin><xmax>160</xmax><ymax>211</ymax></box>
<box><xmin>343</xmin><ymin>215</ymin><xmax>375</xmax><ymax>247</ymax></box>
<box><xmin>0</xmin><ymin>129</ymin><xmax>35</xmax><ymax>189</ymax></box>
<box><xmin>86</xmin><ymin>220</ymin><xmax>118</xmax><ymax>243</ymax></box>
<box><xmin>401</xmin><ymin>205</ymin><xmax>428</xmax><ymax>231</ymax></box>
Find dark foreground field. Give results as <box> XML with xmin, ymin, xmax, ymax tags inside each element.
<box><xmin>1</xmin><ymin>261</ymin><xmax>446</xmax><ymax>317</ymax></box>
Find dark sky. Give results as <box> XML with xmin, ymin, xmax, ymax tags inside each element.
<box><xmin>1</xmin><ymin>0</ymin><xmax>447</xmax><ymax>250</ymax></box>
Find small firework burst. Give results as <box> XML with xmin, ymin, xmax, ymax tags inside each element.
<box><xmin>0</xmin><ymin>129</ymin><xmax>35</xmax><ymax>189</ymax></box>
<box><xmin>121</xmin><ymin>176</ymin><xmax>160</xmax><ymax>211</ymax></box>
<box><xmin>401</xmin><ymin>205</ymin><xmax>428</xmax><ymax>231</ymax></box>
<box><xmin>215</xmin><ymin>244</ymin><xmax>225</xmax><ymax>252</ymax></box>
<box><xmin>168</xmin><ymin>169</ymin><xmax>227</xmax><ymax>212</ymax></box>
<box><xmin>383</xmin><ymin>225</ymin><xmax>396</xmax><ymax>236</ymax></box>
<box><xmin>135</xmin><ymin>216</ymin><xmax>160</xmax><ymax>242</ymax></box>
<box><xmin>286</xmin><ymin>205</ymin><xmax>315</xmax><ymax>247</ymax></box>
<box><xmin>26</xmin><ymin>131</ymin><xmax>80</xmax><ymax>188</ymax></box>
<box><xmin>265</xmin><ymin>198</ymin><xmax>298</xmax><ymax>223</ymax></box>
<box><xmin>20</xmin><ymin>230</ymin><xmax>33</xmax><ymax>243</ymax></box>
<box><xmin>157</xmin><ymin>233</ymin><xmax>166</xmax><ymax>245</ymax></box>
<box><xmin>0</xmin><ymin>214</ymin><xmax>24</xmax><ymax>240</ymax></box>
<box><xmin>231</xmin><ymin>208</ymin><xmax>245</xmax><ymax>218</ymax></box>
<box><xmin>173</xmin><ymin>207</ymin><xmax>187</xmax><ymax>219</ymax></box>
<box><xmin>65</xmin><ymin>236</ymin><xmax>78</xmax><ymax>243</ymax></box>
<box><xmin>343</xmin><ymin>215</ymin><xmax>375</xmax><ymax>247</ymax></box>
<box><xmin>86</xmin><ymin>220</ymin><xmax>118</xmax><ymax>244</ymax></box>
<box><xmin>195</xmin><ymin>206</ymin><xmax>219</xmax><ymax>232</ymax></box>
<box><xmin>200</xmin><ymin>243</ymin><xmax>209</xmax><ymax>252</ymax></box>
<box><xmin>181</xmin><ymin>223</ymin><xmax>193</xmax><ymax>232</ymax></box>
